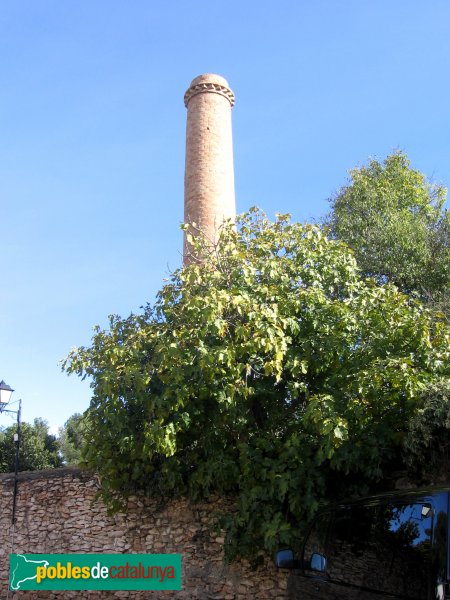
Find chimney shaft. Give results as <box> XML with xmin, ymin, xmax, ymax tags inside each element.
<box><xmin>183</xmin><ymin>74</ymin><xmax>236</xmax><ymax>264</ymax></box>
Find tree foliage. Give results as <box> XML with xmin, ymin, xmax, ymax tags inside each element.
<box><xmin>58</xmin><ymin>413</ymin><xmax>88</xmax><ymax>466</ymax></box>
<box><xmin>64</xmin><ymin>210</ymin><xmax>450</xmax><ymax>560</ymax></box>
<box><xmin>0</xmin><ymin>417</ymin><xmax>63</xmax><ymax>473</ymax></box>
<box><xmin>325</xmin><ymin>152</ymin><xmax>450</xmax><ymax>315</ymax></box>
<box><xmin>403</xmin><ymin>379</ymin><xmax>450</xmax><ymax>483</ymax></box>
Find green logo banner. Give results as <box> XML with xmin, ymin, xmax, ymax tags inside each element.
<box><xmin>10</xmin><ymin>554</ymin><xmax>182</xmax><ymax>591</ymax></box>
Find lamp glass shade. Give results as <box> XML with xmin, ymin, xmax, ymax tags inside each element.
<box><xmin>0</xmin><ymin>380</ymin><xmax>14</xmax><ymax>405</ymax></box>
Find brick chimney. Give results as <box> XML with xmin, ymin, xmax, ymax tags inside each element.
<box><xmin>183</xmin><ymin>74</ymin><xmax>236</xmax><ymax>264</ymax></box>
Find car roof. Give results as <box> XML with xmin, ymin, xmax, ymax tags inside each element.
<box><xmin>326</xmin><ymin>485</ymin><xmax>450</xmax><ymax>511</ymax></box>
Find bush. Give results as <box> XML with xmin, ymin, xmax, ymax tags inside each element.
<box><xmin>403</xmin><ymin>380</ymin><xmax>450</xmax><ymax>483</ymax></box>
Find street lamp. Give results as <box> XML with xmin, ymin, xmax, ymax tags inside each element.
<box><xmin>0</xmin><ymin>380</ymin><xmax>14</xmax><ymax>406</ymax></box>
<box><xmin>0</xmin><ymin>380</ymin><xmax>21</xmax><ymax>524</ymax></box>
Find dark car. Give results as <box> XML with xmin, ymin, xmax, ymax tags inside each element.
<box><xmin>276</xmin><ymin>486</ymin><xmax>450</xmax><ymax>600</ymax></box>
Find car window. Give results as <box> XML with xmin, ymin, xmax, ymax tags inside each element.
<box><xmin>326</xmin><ymin>504</ymin><xmax>374</xmax><ymax>588</ymax></box>
<box><xmin>302</xmin><ymin>512</ymin><xmax>329</xmax><ymax>570</ymax></box>
<box><xmin>325</xmin><ymin>502</ymin><xmax>432</xmax><ymax>599</ymax></box>
<box><xmin>378</xmin><ymin>502</ymin><xmax>432</xmax><ymax>599</ymax></box>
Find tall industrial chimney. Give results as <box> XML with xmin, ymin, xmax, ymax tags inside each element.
<box><xmin>183</xmin><ymin>74</ymin><xmax>236</xmax><ymax>264</ymax></box>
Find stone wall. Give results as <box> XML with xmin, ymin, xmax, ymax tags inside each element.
<box><xmin>0</xmin><ymin>468</ymin><xmax>288</xmax><ymax>599</ymax></box>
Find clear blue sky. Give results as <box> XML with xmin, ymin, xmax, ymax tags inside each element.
<box><xmin>1</xmin><ymin>1</ymin><xmax>449</xmax><ymax>432</ymax></box>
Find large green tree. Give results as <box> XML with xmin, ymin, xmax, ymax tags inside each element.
<box><xmin>325</xmin><ymin>152</ymin><xmax>450</xmax><ymax>315</ymax></box>
<box><xmin>64</xmin><ymin>210</ymin><xmax>450</xmax><ymax>560</ymax></box>
<box><xmin>0</xmin><ymin>417</ymin><xmax>63</xmax><ymax>472</ymax></box>
<box><xmin>58</xmin><ymin>412</ymin><xmax>88</xmax><ymax>466</ymax></box>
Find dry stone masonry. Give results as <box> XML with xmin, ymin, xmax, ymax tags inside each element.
<box><xmin>0</xmin><ymin>469</ymin><xmax>288</xmax><ymax>599</ymax></box>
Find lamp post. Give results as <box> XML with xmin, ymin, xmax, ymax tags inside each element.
<box><xmin>0</xmin><ymin>380</ymin><xmax>21</xmax><ymax>524</ymax></box>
